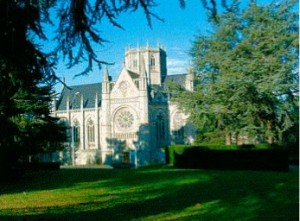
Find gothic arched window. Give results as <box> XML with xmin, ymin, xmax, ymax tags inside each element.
<box><xmin>87</xmin><ymin>119</ymin><xmax>95</xmax><ymax>144</ymax></box>
<box><xmin>156</xmin><ymin>113</ymin><xmax>165</xmax><ymax>142</ymax></box>
<box><xmin>150</xmin><ymin>56</ymin><xmax>155</xmax><ymax>70</ymax></box>
<box><xmin>115</xmin><ymin>108</ymin><xmax>134</xmax><ymax>131</ymax></box>
<box><xmin>73</xmin><ymin>120</ymin><xmax>80</xmax><ymax>144</ymax></box>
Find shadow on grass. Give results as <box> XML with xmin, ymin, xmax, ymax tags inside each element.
<box><xmin>0</xmin><ymin>168</ymin><xmax>116</xmax><ymax>194</ymax></box>
<box><xmin>0</xmin><ymin>168</ymin><xmax>298</xmax><ymax>221</ymax></box>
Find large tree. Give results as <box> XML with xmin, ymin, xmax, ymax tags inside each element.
<box><xmin>171</xmin><ymin>0</ymin><xmax>298</xmax><ymax>145</ymax></box>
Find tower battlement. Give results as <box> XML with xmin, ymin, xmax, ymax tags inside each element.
<box><xmin>124</xmin><ymin>46</ymin><xmax>167</xmax><ymax>86</ymax></box>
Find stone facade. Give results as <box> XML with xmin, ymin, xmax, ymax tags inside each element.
<box><xmin>53</xmin><ymin>46</ymin><xmax>195</xmax><ymax>166</ymax></box>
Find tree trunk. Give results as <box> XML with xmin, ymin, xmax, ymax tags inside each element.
<box><xmin>267</xmin><ymin>136</ymin><xmax>274</xmax><ymax>144</ymax></box>
<box><xmin>237</xmin><ymin>134</ymin><xmax>244</xmax><ymax>145</ymax></box>
<box><xmin>234</xmin><ymin>132</ymin><xmax>238</xmax><ymax>144</ymax></box>
<box><xmin>267</xmin><ymin>121</ymin><xmax>274</xmax><ymax>144</ymax></box>
<box><xmin>225</xmin><ymin>131</ymin><xmax>232</xmax><ymax>145</ymax></box>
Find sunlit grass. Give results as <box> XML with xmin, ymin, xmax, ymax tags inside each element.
<box><xmin>0</xmin><ymin>167</ymin><xmax>298</xmax><ymax>220</ymax></box>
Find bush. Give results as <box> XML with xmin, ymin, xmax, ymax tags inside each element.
<box><xmin>0</xmin><ymin>167</ymin><xmax>24</xmax><ymax>182</ymax></box>
<box><xmin>166</xmin><ymin>145</ymin><xmax>191</xmax><ymax>165</ymax></box>
<box><xmin>167</xmin><ymin>145</ymin><xmax>289</xmax><ymax>171</ymax></box>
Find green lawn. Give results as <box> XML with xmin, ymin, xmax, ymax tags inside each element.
<box><xmin>0</xmin><ymin>166</ymin><xmax>298</xmax><ymax>221</ymax></box>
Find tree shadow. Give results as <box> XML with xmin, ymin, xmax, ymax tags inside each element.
<box><xmin>105</xmin><ymin>138</ymin><xmax>127</xmax><ymax>165</ymax></box>
<box><xmin>0</xmin><ymin>169</ymin><xmax>298</xmax><ymax>220</ymax></box>
<box><xmin>0</xmin><ymin>169</ymin><xmax>116</xmax><ymax>195</ymax></box>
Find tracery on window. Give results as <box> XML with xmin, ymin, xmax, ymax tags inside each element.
<box><xmin>115</xmin><ymin>108</ymin><xmax>134</xmax><ymax>131</ymax></box>
<box><xmin>73</xmin><ymin>120</ymin><xmax>80</xmax><ymax>144</ymax></box>
<box><xmin>87</xmin><ymin>119</ymin><xmax>95</xmax><ymax>147</ymax></box>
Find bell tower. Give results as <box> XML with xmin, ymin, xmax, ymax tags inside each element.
<box><xmin>124</xmin><ymin>45</ymin><xmax>167</xmax><ymax>86</ymax></box>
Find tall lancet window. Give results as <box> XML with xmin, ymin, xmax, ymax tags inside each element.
<box><xmin>73</xmin><ymin>120</ymin><xmax>80</xmax><ymax>145</ymax></box>
<box><xmin>87</xmin><ymin>119</ymin><xmax>95</xmax><ymax>148</ymax></box>
<box><xmin>150</xmin><ymin>56</ymin><xmax>155</xmax><ymax>70</ymax></box>
<box><xmin>156</xmin><ymin>113</ymin><xmax>165</xmax><ymax>144</ymax></box>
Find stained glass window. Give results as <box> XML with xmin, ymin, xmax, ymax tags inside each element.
<box><xmin>115</xmin><ymin>109</ymin><xmax>134</xmax><ymax>130</ymax></box>
<box><xmin>73</xmin><ymin>120</ymin><xmax>80</xmax><ymax>143</ymax></box>
<box><xmin>87</xmin><ymin>119</ymin><xmax>95</xmax><ymax>143</ymax></box>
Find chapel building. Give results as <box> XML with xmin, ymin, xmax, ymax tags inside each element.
<box><xmin>53</xmin><ymin>46</ymin><xmax>195</xmax><ymax>166</ymax></box>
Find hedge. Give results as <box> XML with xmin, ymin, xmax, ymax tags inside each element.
<box><xmin>166</xmin><ymin>145</ymin><xmax>289</xmax><ymax>171</ymax></box>
<box><xmin>22</xmin><ymin>162</ymin><xmax>61</xmax><ymax>170</ymax></box>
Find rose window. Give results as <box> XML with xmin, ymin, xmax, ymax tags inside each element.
<box><xmin>119</xmin><ymin>81</ymin><xmax>130</xmax><ymax>93</ymax></box>
<box><xmin>115</xmin><ymin>109</ymin><xmax>134</xmax><ymax>129</ymax></box>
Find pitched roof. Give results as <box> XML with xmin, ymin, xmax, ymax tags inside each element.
<box><xmin>56</xmin><ymin>83</ymin><xmax>102</xmax><ymax>111</ymax></box>
<box><xmin>55</xmin><ymin>74</ymin><xmax>188</xmax><ymax>111</ymax></box>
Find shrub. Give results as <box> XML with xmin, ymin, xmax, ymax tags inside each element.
<box><xmin>167</xmin><ymin>145</ymin><xmax>192</xmax><ymax>165</ymax></box>
<box><xmin>167</xmin><ymin>145</ymin><xmax>289</xmax><ymax>171</ymax></box>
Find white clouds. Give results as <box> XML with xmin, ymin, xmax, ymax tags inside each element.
<box><xmin>167</xmin><ymin>58</ymin><xmax>189</xmax><ymax>75</ymax></box>
<box><xmin>166</xmin><ymin>45</ymin><xmax>191</xmax><ymax>75</ymax></box>
<box><xmin>168</xmin><ymin>46</ymin><xmax>189</xmax><ymax>56</ymax></box>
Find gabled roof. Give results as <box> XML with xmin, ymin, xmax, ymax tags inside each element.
<box><xmin>55</xmin><ymin>74</ymin><xmax>189</xmax><ymax>111</ymax></box>
<box><xmin>56</xmin><ymin>83</ymin><xmax>102</xmax><ymax>111</ymax></box>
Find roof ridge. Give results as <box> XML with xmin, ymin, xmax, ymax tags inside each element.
<box><xmin>67</xmin><ymin>82</ymin><xmax>101</xmax><ymax>88</ymax></box>
<box><xmin>166</xmin><ymin>73</ymin><xmax>188</xmax><ymax>77</ymax></box>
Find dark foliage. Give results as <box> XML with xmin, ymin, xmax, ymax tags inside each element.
<box><xmin>22</xmin><ymin>162</ymin><xmax>61</xmax><ymax>170</ymax></box>
<box><xmin>0</xmin><ymin>0</ymin><xmax>67</xmax><ymax>174</ymax></box>
<box><xmin>168</xmin><ymin>145</ymin><xmax>289</xmax><ymax>171</ymax></box>
<box><xmin>170</xmin><ymin>0</ymin><xmax>298</xmax><ymax>145</ymax></box>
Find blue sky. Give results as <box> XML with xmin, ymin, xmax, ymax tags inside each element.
<box><xmin>52</xmin><ymin>0</ymin><xmax>210</xmax><ymax>89</ymax></box>
<box><xmin>51</xmin><ymin>0</ymin><xmax>279</xmax><ymax>90</ymax></box>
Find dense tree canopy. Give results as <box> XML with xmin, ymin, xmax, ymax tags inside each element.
<box><xmin>170</xmin><ymin>0</ymin><xmax>299</xmax><ymax>145</ymax></box>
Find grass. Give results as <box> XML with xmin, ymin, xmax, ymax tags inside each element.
<box><xmin>0</xmin><ymin>166</ymin><xmax>298</xmax><ymax>221</ymax></box>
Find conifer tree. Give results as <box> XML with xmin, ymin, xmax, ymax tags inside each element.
<box><xmin>173</xmin><ymin>0</ymin><xmax>298</xmax><ymax>145</ymax></box>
